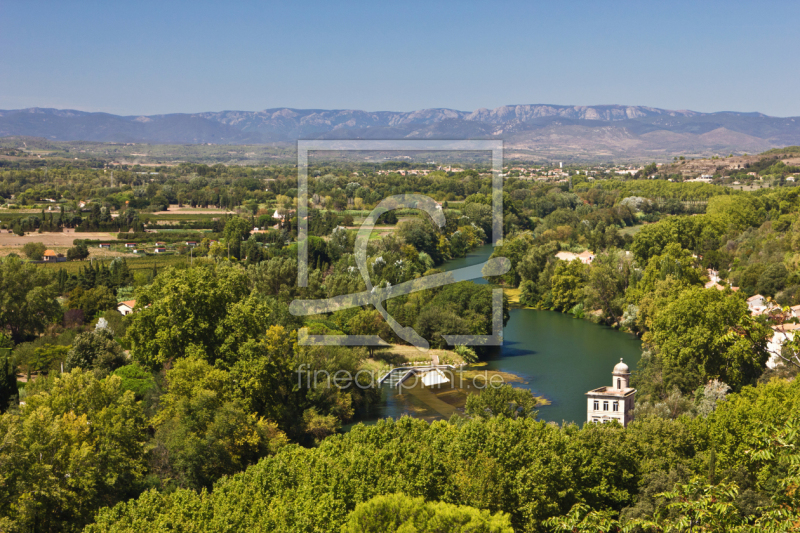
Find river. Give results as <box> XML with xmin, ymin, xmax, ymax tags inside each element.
<box><xmin>349</xmin><ymin>244</ymin><xmax>642</xmax><ymax>426</ymax></box>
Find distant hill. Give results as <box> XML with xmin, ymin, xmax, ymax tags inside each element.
<box><xmin>2</xmin><ymin>105</ymin><xmax>799</xmax><ymax>160</ymax></box>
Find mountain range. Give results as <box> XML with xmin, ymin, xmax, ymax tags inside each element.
<box><xmin>2</xmin><ymin>105</ymin><xmax>799</xmax><ymax>159</ymax></box>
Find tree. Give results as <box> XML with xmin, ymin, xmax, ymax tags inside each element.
<box><xmin>66</xmin><ymin>243</ymin><xmax>90</xmax><ymax>261</ymax></box>
<box><xmin>127</xmin><ymin>264</ymin><xmax>272</xmax><ymax>370</ymax></box>
<box><xmin>631</xmin><ymin>217</ymin><xmax>702</xmax><ymax>263</ymax></box>
<box><xmin>584</xmin><ymin>256</ymin><xmax>625</xmax><ymax>324</ymax></box>
<box><xmin>0</xmin><ymin>256</ymin><xmax>61</xmax><ymax>342</ymax></box>
<box><xmin>223</xmin><ymin>216</ymin><xmax>252</xmax><ymax>259</ymax></box>
<box><xmin>22</xmin><ymin>242</ymin><xmax>46</xmax><ymax>260</ymax></box>
<box><xmin>342</xmin><ymin>493</ymin><xmax>514</xmax><ymax>533</ymax></box>
<box><xmin>629</xmin><ymin>477</ymin><xmax>746</xmax><ymax>532</ymax></box>
<box><xmin>347</xmin><ymin>309</ymin><xmax>392</xmax><ymax>355</ymax></box>
<box><xmin>644</xmin><ymin>285</ymin><xmax>770</xmax><ymax>392</ymax></box>
<box><xmin>544</xmin><ymin>503</ymin><xmax>620</xmax><ymax>533</ymax></box>
<box><xmin>465</xmin><ymin>384</ymin><xmax>539</xmax><ymax>420</ymax></box>
<box><xmin>627</xmin><ymin>243</ymin><xmax>705</xmax><ymax>305</ymax></box>
<box><xmin>111</xmin><ymin>363</ymin><xmax>155</xmax><ymax>399</ymax></box>
<box><xmin>756</xmin><ymin>263</ymin><xmax>788</xmax><ymax>297</ymax></box>
<box><xmin>0</xmin><ymin>369</ymin><xmax>148</xmax><ymax>531</ymax></box>
<box><xmin>65</xmin><ymin>327</ymin><xmax>125</xmax><ymax>373</ymax></box>
<box><xmin>0</xmin><ymin>334</ymin><xmax>16</xmax><ymax>413</ymax></box>
<box><xmin>550</xmin><ymin>259</ymin><xmax>588</xmax><ymax>312</ymax></box>
<box><xmin>151</xmin><ymin>355</ymin><xmax>287</xmax><ymax>490</ymax></box>
<box><xmin>67</xmin><ymin>285</ymin><xmax>118</xmax><ymax>319</ymax></box>
<box><xmin>398</xmin><ymin>218</ymin><xmax>443</xmax><ymax>264</ymax></box>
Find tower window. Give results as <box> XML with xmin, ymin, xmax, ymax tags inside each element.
<box><xmin>617</xmin><ymin>378</ymin><xmax>621</xmax><ymax>389</ymax></box>
<box><xmin>603</xmin><ymin>401</ymin><xmax>609</xmax><ymax>411</ymax></box>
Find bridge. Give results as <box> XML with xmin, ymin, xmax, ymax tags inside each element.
<box><xmin>378</xmin><ymin>365</ymin><xmax>459</xmax><ymax>388</ymax></box>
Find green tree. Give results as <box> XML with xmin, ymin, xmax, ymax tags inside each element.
<box><xmin>584</xmin><ymin>256</ymin><xmax>626</xmax><ymax>324</ymax></box>
<box><xmin>347</xmin><ymin>309</ymin><xmax>392</xmax><ymax>355</ymax></box>
<box><xmin>644</xmin><ymin>285</ymin><xmax>770</xmax><ymax>392</ymax></box>
<box><xmin>630</xmin><ymin>477</ymin><xmax>746</xmax><ymax>532</ymax></box>
<box><xmin>0</xmin><ymin>256</ymin><xmax>61</xmax><ymax>342</ymax></box>
<box><xmin>342</xmin><ymin>493</ymin><xmax>514</xmax><ymax>533</ymax></box>
<box><xmin>66</xmin><ymin>242</ymin><xmax>89</xmax><ymax>261</ymax></box>
<box><xmin>223</xmin><ymin>216</ymin><xmax>252</xmax><ymax>259</ymax></box>
<box><xmin>550</xmin><ymin>259</ymin><xmax>588</xmax><ymax>312</ymax></box>
<box><xmin>21</xmin><ymin>242</ymin><xmax>46</xmax><ymax>260</ymax></box>
<box><xmin>465</xmin><ymin>384</ymin><xmax>539</xmax><ymax>420</ymax></box>
<box><xmin>151</xmin><ymin>355</ymin><xmax>287</xmax><ymax>490</ymax></box>
<box><xmin>0</xmin><ymin>335</ymin><xmax>16</xmax><ymax>413</ymax></box>
<box><xmin>127</xmin><ymin>264</ymin><xmax>271</xmax><ymax>370</ymax></box>
<box><xmin>67</xmin><ymin>285</ymin><xmax>118</xmax><ymax>319</ymax></box>
<box><xmin>0</xmin><ymin>369</ymin><xmax>148</xmax><ymax>532</ymax></box>
<box><xmin>628</xmin><ymin>243</ymin><xmax>705</xmax><ymax>305</ymax></box>
<box><xmin>65</xmin><ymin>327</ymin><xmax>125</xmax><ymax>373</ymax></box>
<box><xmin>111</xmin><ymin>363</ymin><xmax>155</xmax><ymax>399</ymax></box>
<box><xmin>756</xmin><ymin>263</ymin><xmax>788</xmax><ymax>297</ymax></box>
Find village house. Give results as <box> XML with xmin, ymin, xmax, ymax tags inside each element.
<box><xmin>747</xmin><ymin>294</ymin><xmax>768</xmax><ymax>314</ymax></box>
<box><xmin>586</xmin><ymin>359</ymin><xmax>636</xmax><ymax>427</ymax></box>
<box><xmin>117</xmin><ymin>300</ymin><xmax>136</xmax><ymax>316</ymax></box>
<box><xmin>43</xmin><ymin>249</ymin><xmax>58</xmax><ymax>262</ymax></box>
<box><xmin>767</xmin><ymin>323</ymin><xmax>800</xmax><ymax>369</ymax></box>
<box><xmin>98</xmin><ymin>243</ymin><xmax>111</xmax><ymax>249</ymax></box>
<box><xmin>153</xmin><ymin>247</ymin><xmax>166</xmax><ymax>253</ymax></box>
<box><xmin>124</xmin><ymin>243</ymin><xmax>136</xmax><ymax>248</ymax></box>
<box><xmin>555</xmin><ymin>250</ymin><xmax>595</xmax><ymax>265</ymax></box>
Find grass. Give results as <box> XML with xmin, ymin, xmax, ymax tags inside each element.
<box><xmin>619</xmin><ymin>224</ymin><xmax>644</xmax><ymax>237</ymax></box>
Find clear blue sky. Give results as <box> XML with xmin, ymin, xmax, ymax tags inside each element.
<box><xmin>1</xmin><ymin>1</ymin><xmax>798</xmax><ymax>116</ymax></box>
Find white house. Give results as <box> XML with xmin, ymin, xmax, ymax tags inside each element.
<box><xmin>586</xmin><ymin>359</ymin><xmax>636</xmax><ymax>427</ymax></box>
<box><xmin>767</xmin><ymin>323</ymin><xmax>800</xmax><ymax>369</ymax></box>
<box><xmin>117</xmin><ymin>300</ymin><xmax>136</xmax><ymax>316</ymax></box>
<box><xmin>747</xmin><ymin>294</ymin><xmax>767</xmax><ymax>314</ymax></box>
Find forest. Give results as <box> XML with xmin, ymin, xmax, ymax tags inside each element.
<box><xmin>1</xmin><ymin>151</ymin><xmax>800</xmax><ymax>531</ymax></box>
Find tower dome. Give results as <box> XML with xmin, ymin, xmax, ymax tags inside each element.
<box><xmin>612</xmin><ymin>358</ymin><xmax>630</xmax><ymax>390</ymax></box>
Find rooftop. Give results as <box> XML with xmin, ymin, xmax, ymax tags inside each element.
<box><xmin>586</xmin><ymin>386</ymin><xmax>636</xmax><ymax>397</ymax></box>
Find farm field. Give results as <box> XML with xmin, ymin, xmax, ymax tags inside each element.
<box><xmin>37</xmin><ymin>253</ymin><xmax>191</xmax><ymax>273</ymax></box>
<box><xmin>0</xmin><ymin>229</ymin><xmax>114</xmax><ymax>248</ymax></box>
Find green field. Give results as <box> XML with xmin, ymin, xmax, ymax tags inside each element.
<box><xmin>38</xmin><ymin>254</ymin><xmax>190</xmax><ymax>273</ymax></box>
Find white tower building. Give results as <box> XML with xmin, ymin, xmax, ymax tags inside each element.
<box><xmin>586</xmin><ymin>358</ymin><xmax>636</xmax><ymax>427</ymax></box>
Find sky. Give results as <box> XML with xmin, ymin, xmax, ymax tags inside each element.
<box><xmin>1</xmin><ymin>1</ymin><xmax>799</xmax><ymax>117</ymax></box>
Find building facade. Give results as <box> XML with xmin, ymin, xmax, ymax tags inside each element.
<box><xmin>586</xmin><ymin>358</ymin><xmax>636</xmax><ymax>427</ymax></box>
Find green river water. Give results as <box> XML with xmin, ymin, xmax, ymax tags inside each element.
<box><xmin>349</xmin><ymin>244</ymin><xmax>642</xmax><ymax>426</ymax></box>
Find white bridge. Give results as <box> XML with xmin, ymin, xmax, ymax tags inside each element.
<box><xmin>378</xmin><ymin>365</ymin><xmax>457</xmax><ymax>388</ymax></box>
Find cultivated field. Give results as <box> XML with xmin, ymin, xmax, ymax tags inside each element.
<box><xmin>0</xmin><ymin>229</ymin><xmax>115</xmax><ymax>247</ymax></box>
